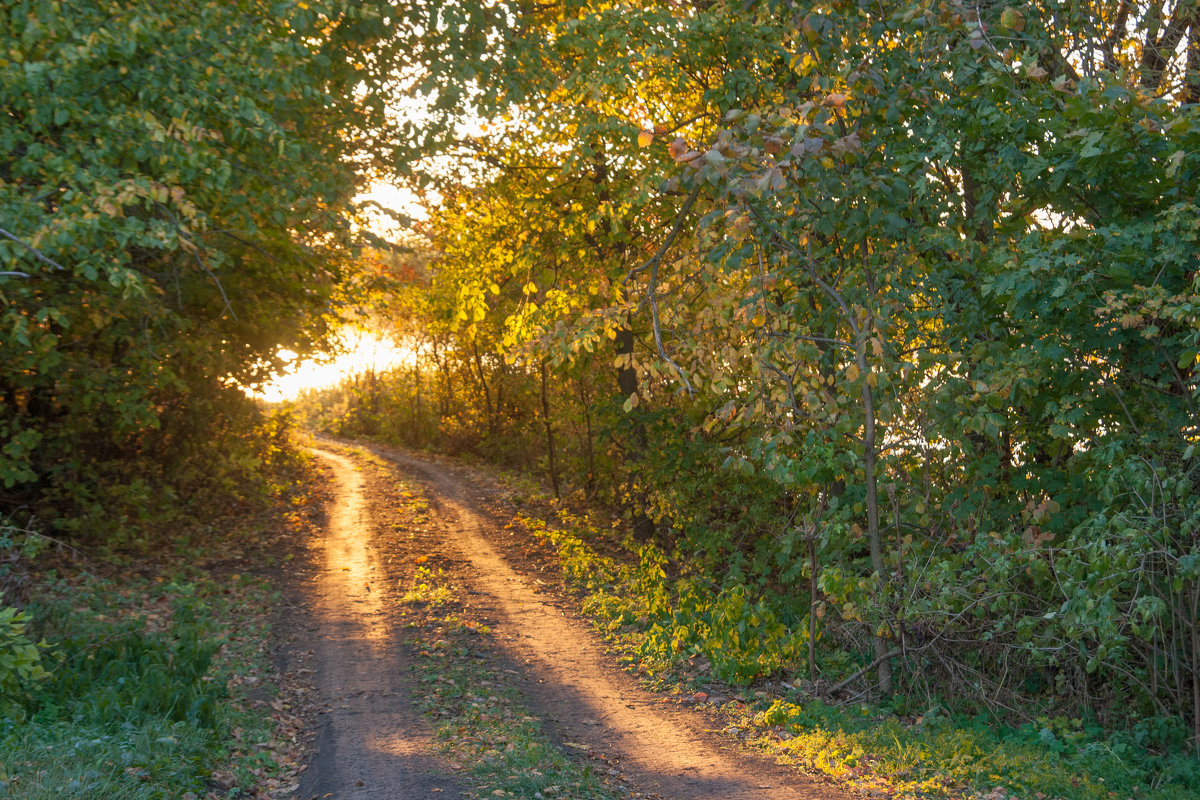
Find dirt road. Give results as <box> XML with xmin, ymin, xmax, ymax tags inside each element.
<box><xmin>293</xmin><ymin>443</ymin><xmax>849</xmax><ymax>800</ymax></box>
<box><xmin>293</xmin><ymin>448</ymin><xmax>466</xmax><ymax>799</ymax></box>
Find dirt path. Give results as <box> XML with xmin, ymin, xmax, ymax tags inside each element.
<box><xmin>294</xmin><ymin>449</ymin><xmax>466</xmax><ymax>800</ymax></box>
<box><xmin>370</xmin><ymin>445</ymin><xmax>847</xmax><ymax>800</ymax></box>
<box><xmin>294</xmin><ymin>442</ymin><xmax>851</xmax><ymax>799</ymax></box>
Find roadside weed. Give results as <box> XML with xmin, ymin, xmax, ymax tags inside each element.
<box><xmin>401</xmin><ymin>566</ymin><xmax>456</xmax><ymax>607</ymax></box>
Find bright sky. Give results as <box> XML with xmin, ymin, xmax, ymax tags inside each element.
<box><xmin>255</xmin><ymin>329</ymin><xmax>417</xmax><ymax>403</ymax></box>
<box><xmin>355</xmin><ymin>180</ymin><xmax>430</xmax><ymax>237</ymax></box>
<box><xmin>252</xmin><ymin>178</ymin><xmax>433</xmax><ymax>403</ymax></box>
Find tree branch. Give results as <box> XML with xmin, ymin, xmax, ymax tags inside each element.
<box><xmin>0</xmin><ymin>226</ymin><xmax>67</xmax><ymax>272</ymax></box>
<box><xmin>625</xmin><ymin>182</ymin><xmax>703</xmax><ymax>394</ymax></box>
<box><xmin>826</xmin><ymin>647</ymin><xmax>904</xmax><ymax>696</ymax></box>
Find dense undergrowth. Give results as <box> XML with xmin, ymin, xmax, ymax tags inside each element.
<box><xmin>508</xmin><ymin>494</ymin><xmax>1200</xmax><ymax>800</ymax></box>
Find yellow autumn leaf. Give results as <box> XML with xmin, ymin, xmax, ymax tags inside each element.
<box><xmin>637</xmin><ymin>130</ymin><xmax>654</xmax><ymax>148</ymax></box>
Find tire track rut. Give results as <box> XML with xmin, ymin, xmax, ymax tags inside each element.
<box><xmin>356</xmin><ymin>443</ymin><xmax>849</xmax><ymax>800</ymax></box>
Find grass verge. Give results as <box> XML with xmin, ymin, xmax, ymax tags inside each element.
<box><xmin>378</xmin><ymin>475</ymin><xmax>630</xmax><ymax>800</ymax></box>
<box><xmin>0</xmin><ymin>452</ymin><xmax>323</xmax><ymax>799</ymax></box>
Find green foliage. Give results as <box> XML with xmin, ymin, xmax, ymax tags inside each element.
<box><xmin>505</xmin><ymin>480</ymin><xmax>1200</xmax><ymax>798</ymax></box>
<box><xmin>757</xmin><ymin>703</ymin><xmax>1200</xmax><ymax>800</ymax></box>
<box><xmin>1</xmin><ymin>565</ymin><xmax>295</xmax><ymax>799</ymax></box>
<box><xmin>24</xmin><ymin>580</ymin><xmax>223</xmax><ymax>730</ymax></box>
<box><xmin>0</xmin><ymin>607</ymin><xmax>48</xmax><ymax>714</ymax></box>
<box><xmin>0</xmin><ymin>0</ymin><xmax>410</xmax><ymax>535</ymax></box>
<box><xmin>388</xmin><ymin>0</ymin><xmax>1200</xmax><ymax>748</ymax></box>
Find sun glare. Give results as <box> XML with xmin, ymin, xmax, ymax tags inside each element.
<box><xmin>254</xmin><ymin>329</ymin><xmax>416</xmax><ymax>404</ymax></box>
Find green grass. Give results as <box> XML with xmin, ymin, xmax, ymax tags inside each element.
<box><xmin>0</xmin><ymin>571</ymin><xmax>297</xmax><ymax>799</ymax></box>
<box><xmin>0</xmin><ymin>448</ymin><xmax>323</xmax><ymax>800</ymax></box>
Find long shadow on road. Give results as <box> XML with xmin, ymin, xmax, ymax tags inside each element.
<box><xmin>358</xmin><ymin>441</ymin><xmax>851</xmax><ymax>800</ymax></box>
<box><xmin>293</xmin><ymin>448</ymin><xmax>467</xmax><ymax>800</ymax></box>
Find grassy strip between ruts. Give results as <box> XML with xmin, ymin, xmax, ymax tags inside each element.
<box><xmin>332</xmin><ymin>444</ymin><xmax>633</xmax><ymax>800</ymax></box>
<box><xmin>397</xmin><ymin>567</ymin><xmax>636</xmax><ymax>799</ymax></box>
<box><xmin>488</xmin><ymin>492</ymin><xmax>1198</xmax><ymax>800</ymax></box>
<box><xmin>0</xmin><ymin>456</ymin><xmax>326</xmax><ymax>799</ymax></box>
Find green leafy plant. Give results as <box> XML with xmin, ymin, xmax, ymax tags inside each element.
<box><xmin>0</xmin><ymin>606</ymin><xmax>49</xmax><ymax>713</ymax></box>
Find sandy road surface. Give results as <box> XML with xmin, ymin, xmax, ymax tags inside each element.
<box><xmin>293</xmin><ymin>449</ymin><xmax>465</xmax><ymax>799</ymax></box>
<box><xmin>294</xmin><ymin>443</ymin><xmax>849</xmax><ymax>799</ymax></box>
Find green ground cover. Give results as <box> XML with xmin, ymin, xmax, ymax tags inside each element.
<box><xmin>387</xmin><ymin>477</ymin><xmax>630</xmax><ymax>800</ymax></box>
<box><xmin>0</xmin><ymin>460</ymin><xmax>319</xmax><ymax>799</ymax></box>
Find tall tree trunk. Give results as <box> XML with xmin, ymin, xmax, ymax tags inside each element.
<box><xmin>540</xmin><ymin>359</ymin><xmax>561</xmax><ymax>499</ymax></box>
<box><xmin>469</xmin><ymin>341</ymin><xmax>495</xmax><ymax>433</ymax></box>
<box><xmin>1191</xmin><ymin>579</ymin><xmax>1199</xmax><ymax>751</ymax></box>
<box><xmin>808</xmin><ymin>526</ymin><xmax>819</xmax><ymax>684</ymax></box>
<box><xmin>858</xmin><ymin>343</ymin><xmax>894</xmax><ymax>695</ymax></box>
<box><xmin>411</xmin><ymin>361</ymin><xmax>422</xmax><ymax>443</ymax></box>
<box><xmin>432</xmin><ymin>340</ymin><xmax>452</xmax><ymax>420</ymax></box>
<box><xmin>578</xmin><ymin>373</ymin><xmax>596</xmax><ymax>497</ymax></box>
<box><xmin>616</xmin><ymin>324</ymin><xmax>655</xmax><ymax>541</ymax></box>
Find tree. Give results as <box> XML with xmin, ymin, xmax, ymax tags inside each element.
<box><xmin>401</xmin><ymin>0</ymin><xmax>1200</xmax><ymax>734</ymax></box>
<box><xmin>0</xmin><ymin>1</ymin><xmax>409</xmax><ymax>534</ymax></box>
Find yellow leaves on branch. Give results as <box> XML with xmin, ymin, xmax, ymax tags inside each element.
<box><xmin>94</xmin><ymin>180</ymin><xmax>200</xmax><ymax>223</ymax></box>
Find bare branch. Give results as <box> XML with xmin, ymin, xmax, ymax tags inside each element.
<box><xmin>748</xmin><ymin>204</ymin><xmax>861</xmax><ymax>338</ymax></box>
<box><xmin>0</xmin><ymin>226</ymin><xmax>67</xmax><ymax>272</ymax></box>
<box><xmin>647</xmin><ymin>289</ymin><xmax>694</xmax><ymax>394</ymax></box>
<box><xmin>625</xmin><ymin>182</ymin><xmax>703</xmax><ymax>284</ymax></box>
<box><xmin>1141</xmin><ymin>0</ymin><xmax>1198</xmax><ymax>92</ymax></box>
<box><xmin>826</xmin><ymin>647</ymin><xmax>904</xmax><ymax>695</ymax></box>
<box><xmin>625</xmin><ymin>181</ymin><xmax>703</xmax><ymax>395</ymax></box>
<box><xmin>188</xmin><ymin>246</ymin><xmax>238</xmax><ymax>322</ymax></box>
